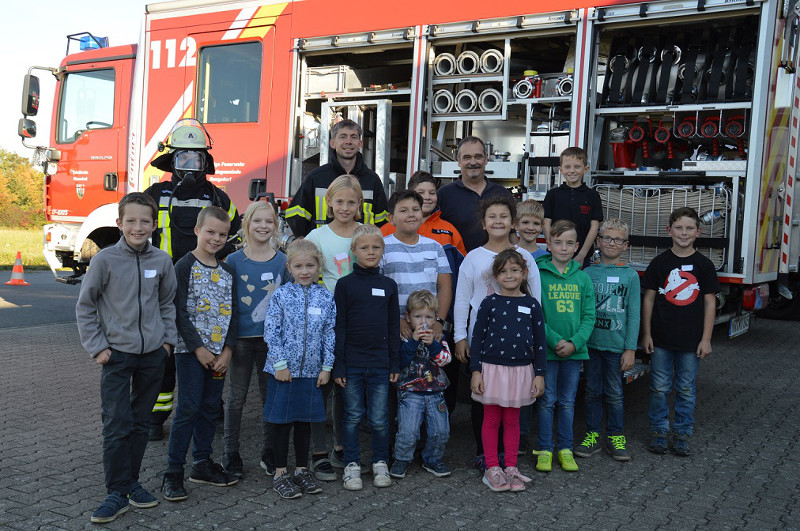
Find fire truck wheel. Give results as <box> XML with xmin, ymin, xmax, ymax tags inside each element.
<box><xmin>80</xmin><ymin>239</ymin><xmax>102</xmax><ymax>261</ymax></box>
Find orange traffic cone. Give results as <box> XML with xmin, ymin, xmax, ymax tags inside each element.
<box><xmin>5</xmin><ymin>252</ymin><xmax>30</xmax><ymax>286</ymax></box>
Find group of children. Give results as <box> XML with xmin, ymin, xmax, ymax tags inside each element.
<box><xmin>76</xmin><ymin>146</ymin><xmax>719</xmax><ymax>523</ymax></box>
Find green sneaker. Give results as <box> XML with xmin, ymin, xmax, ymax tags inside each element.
<box><xmin>557</xmin><ymin>449</ymin><xmax>579</xmax><ymax>472</ymax></box>
<box><xmin>605</xmin><ymin>434</ymin><xmax>631</xmax><ymax>461</ymax></box>
<box><xmin>574</xmin><ymin>431</ymin><xmax>601</xmax><ymax>458</ymax></box>
<box><xmin>532</xmin><ymin>450</ymin><xmax>552</xmax><ymax>472</ymax></box>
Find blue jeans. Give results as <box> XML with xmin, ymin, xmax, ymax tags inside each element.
<box><xmin>584</xmin><ymin>349</ymin><xmax>625</xmax><ymax>434</ymax></box>
<box><xmin>167</xmin><ymin>352</ymin><xmax>226</xmax><ymax>470</ymax></box>
<box><xmin>341</xmin><ymin>367</ymin><xmax>390</xmax><ymax>465</ymax></box>
<box><xmin>101</xmin><ymin>347</ymin><xmax>166</xmax><ymax>494</ymax></box>
<box><xmin>648</xmin><ymin>347</ymin><xmax>700</xmax><ymax>436</ymax></box>
<box><xmin>519</xmin><ymin>404</ymin><xmax>533</xmax><ymax>439</ymax></box>
<box><xmin>537</xmin><ymin>359</ymin><xmax>582</xmax><ymax>451</ymax></box>
<box><xmin>393</xmin><ymin>390</ymin><xmax>450</xmax><ymax>464</ymax></box>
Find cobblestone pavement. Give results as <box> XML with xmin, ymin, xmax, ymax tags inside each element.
<box><xmin>1</xmin><ymin>317</ymin><xmax>799</xmax><ymax>530</ymax></box>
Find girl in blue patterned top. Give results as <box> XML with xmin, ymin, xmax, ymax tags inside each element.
<box><xmin>263</xmin><ymin>239</ymin><xmax>336</xmax><ymax>499</ymax></box>
<box><xmin>222</xmin><ymin>201</ymin><xmax>290</xmax><ymax>479</ymax></box>
<box><xmin>470</xmin><ymin>249</ymin><xmax>547</xmax><ymax>493</ymax></box>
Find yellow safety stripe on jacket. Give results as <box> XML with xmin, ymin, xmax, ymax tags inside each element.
<box><xmin>227</xmin><ymin>202</ymin><xmax>236</xmax><ymax>221</ymax></box>
<box><xmin>373</xmin><ymin>209</ymin><xmax>388</xmax><ymax>224</ymax></box>
<box><xmin>285</xmin><ymin>204</ymin><xmax>312</xmax><ymax>220</ymax></box>
<box><xmin>152</xmin><ymin>392</ymin><xmax>174</xmax><ymax>412</ymax></box>
<box><xmin>362</xmin><ymin>202</ymin><xmax>375</xmax><ymax>225</ymax></box>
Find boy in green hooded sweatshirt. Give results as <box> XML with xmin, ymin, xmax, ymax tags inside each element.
<box><xmin>575</xmin><ymin>219</ymin><xmax>640</xmax><ymax>463</ymax></box>
<box><xmin>532</xmin><ymin>220</ymin><xmax>595</xmax><ymax>473</ymax></box>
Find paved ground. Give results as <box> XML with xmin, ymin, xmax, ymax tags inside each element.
<box><xmin>1</xmin><ymin>316</ymin><xmax>799</xmax><ymax>530</ymax></box>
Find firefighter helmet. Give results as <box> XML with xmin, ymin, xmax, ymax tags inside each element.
<box><xmin>158</xmin><ymin>118</ymin><xmax>213</xmax><ymax>152</ymax></box>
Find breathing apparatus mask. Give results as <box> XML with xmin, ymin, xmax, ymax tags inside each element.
<box><xmin>172</xmin><ymin>150</ymin><xmax>206</xmax><ymax>184</ymax></box>
<box><xmin>151</xmin><ymin>118</ymin><xmax>215</xmax><ymax>184</ymax></box>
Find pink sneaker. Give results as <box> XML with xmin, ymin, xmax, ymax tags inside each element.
<box><xmin>482</xmin><ymin>466</ymin><xmax>511</xmax><ymax>492</ymax></box>
<box><xmin>504</xmin><ymin>466</ymin><xmax>532</xmax><ymax>492</ymax></box>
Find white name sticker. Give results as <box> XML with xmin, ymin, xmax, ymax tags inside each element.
<box><xmin>681</xmin><ymin>265</ymin><xmax>694</xmax><ymax>272</ymax></box>
<box><xmin>334</xmin><ymin>252</ymin><xmax>348</xmax><ymax>261</ymax></box>
<box><xmin>308</xmin><ymin>307</ymin><xmax>322</xmax><ymax>315</ymax></box>
<box><xmin>372</xmin><ymin>288</ymin><xmax>385</xmax><ymax>297</ymax></box>
<box><xmin>143</xmin><ymin>269</ymin><xmax>157</xmax><ymax>279</ymax></box>
<box><xmin>261</xmin><ymin>272</ymin><xmax>273</xmax><ymax>281</ymax></box>
<box><xmin>607</xmin><ymin>276</ymin><xmax>619</xmax><ymax>283</ymax></box>
<box><xmin>518</xmin><ymin>306</ymin><xmax>531</xmax><ymax>314</ymax></box>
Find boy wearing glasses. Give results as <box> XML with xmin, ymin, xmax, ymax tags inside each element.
<box><xmin>575</xmin><ymin>219</ymin><xmax>640</xmax><ymax>462</ymax></box>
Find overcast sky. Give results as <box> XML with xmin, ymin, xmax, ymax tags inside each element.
<box><xmin>0</xmin><ymin>0</ymin><xmax>148</xmax><ymax>159</ymax></box>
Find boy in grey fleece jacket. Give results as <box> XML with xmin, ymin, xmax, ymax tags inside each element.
<box><xmin>76</xmin><ymin>193</ymin><xmax>177</xmax><ymax>524</ymax></box>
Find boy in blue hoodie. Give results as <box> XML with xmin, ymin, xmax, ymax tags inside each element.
<box><xmin>576</xmin><ymin>219</ymin><xmax>640</xmax><ymax>462</ymax></box>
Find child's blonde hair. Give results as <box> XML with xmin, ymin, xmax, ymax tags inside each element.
<box><xmin>598</xmin><ymin>218</ymin><xmax>630</xmax><ymax>239</ymax></box>
<box><xmin>241</xmin><ymin>201</ymin><xmax>278</xmax><ymax>247</ymax></box>
<box><xmin>326</xmin><ymin>174</ymin><xmax>363</xmax><ymax>220</ymax></box>
<box><xmin>286</xmin><ymin>239</ymin><xmax>323</xmax><ymax>269</ymax></box>
<box><xmin>350</xmin><ymin>224</ymin><xmax>385</xmax><ymax>250</ymax></box>
<box><xmin>406</xmin><ymin>289</ymin><xmax>439</xmax><ymax>314</ymax></box>
<box><xmin>549</xmin><ymin>219</ymin><xmax>578</xmax><ymax>239</ymax></box>
<box><xmin>515</xmin><ymin>199</ymin><xmax>544</xmax><ymax>222</ymax></box>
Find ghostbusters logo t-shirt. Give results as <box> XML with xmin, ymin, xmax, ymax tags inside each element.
<box><xmin>643</xmin><ymin>249</ymin><xmax>720</xmax><ymax>352</ymax></box>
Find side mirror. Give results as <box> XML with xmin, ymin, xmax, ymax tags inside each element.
<box><xmin>21</xmin><ymin>74</ymin><xmax>40</xmax><ymax>117</ymax></box>
<box><xmin>18</xmin><ymin>118</ymin><xmax>36</xmax><ymax>139</ymax></box>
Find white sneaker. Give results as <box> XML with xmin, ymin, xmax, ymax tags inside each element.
<box><xmin>372</xmin><ymin>461</ymin><xmax>391</xmax><ymax>488</ymax></box>
<box><xmin>342</xmin><ymin>462</ymin><xmax>362</xmax><ymax>491</ymax></box>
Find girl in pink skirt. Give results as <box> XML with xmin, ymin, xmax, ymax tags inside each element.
<box><xmin>470</xmin><ymin>249</ymin><xmax>547</xmax><ymax>492</ymax></box>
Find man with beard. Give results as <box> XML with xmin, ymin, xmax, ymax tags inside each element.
<box><xmin>437</xmin><ymin>137</ymin><xmax>514</xmax><ymax>252</ymax></box>
<box><xmin>286</xmin><ymin>119</ymin><xmax>388</xmax><ymax>237</ymax></box>
<box><xmin>144</xmin><ymin>119</ymin><xmax>241</xmax><ymax>440</ymax></box>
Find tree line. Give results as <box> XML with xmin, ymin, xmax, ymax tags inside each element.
<box><xmin>0</xmin><ymin>148</ymin><xmax>45</xmax><ymax>228</ymax></box>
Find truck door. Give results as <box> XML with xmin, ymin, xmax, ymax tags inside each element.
<box><xmin>50</xmin><ymin>53</ymin><xmax>134</xmax><ymax>220</ymax></box>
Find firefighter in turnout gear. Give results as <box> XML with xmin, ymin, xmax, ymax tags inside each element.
<box><xmin>144</xmin><ymin>119</ymin><xmax>241</xmax><ymax>440</ymax></box>
<box><xmin>285</xmin><ymin>119</ymin><xmax>388</xmax><ymax>237</ymax></box>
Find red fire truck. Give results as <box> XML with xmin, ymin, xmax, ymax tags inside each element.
<box><xmin>18</xmin><ymin>0</ymin><xmax>800</xmax><ymax>333</ymax></box>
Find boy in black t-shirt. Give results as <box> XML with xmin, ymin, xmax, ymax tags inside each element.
<box><xmin>642</xmin><ymin>207</ymin><xmax>720</xmax><ymax>458</ymax></box>
<box><xmin>542</xmin><ymin>147</ymin><xmax>603</xmax><ymax>269</ymax></box>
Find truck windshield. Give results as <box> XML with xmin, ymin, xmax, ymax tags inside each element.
<box><xmin>57</xmin><ymin>69</ymin><xmax>115</xmax><ymax>143</ymax></box>
<box><xmin>197</xmin><ymin>42</ymin><xmax>262</xmax><ymax>123</ymax></box>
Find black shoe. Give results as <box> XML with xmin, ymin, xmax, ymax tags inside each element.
<box><xmin>222</xmin><ymin>452</ymin><xmax>244</xmax><ymax>479</ymax></box>
<box><xmin>293</xmin><ymin>469</ymin><xmax>323</xmax><ymax>494</ymax></box>
<box><xmin>189</xmin><ymin>459</ymin><xmax>239</xmax><ymax>487</ymax></box>
<box><xmin>161</xmin><ymin>471</ymin><xmax>188</xmax><ymax>502</ymax></box>
<box><xmin>273</xmin><ymin>472</ymin><xmax>302</xmax><ymax>499</ymax></box>
<box><xmin>148</xmin><ymin>424</ymin><xmax>164</xmax><ymax>441</ymax></box>
<box><xmin>260</xmin><ymin>450</ymin><xmax>276</xmax><ymax>476</ymax></box>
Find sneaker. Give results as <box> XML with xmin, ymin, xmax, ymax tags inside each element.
<box><xmin>148</xmin><ymin>424</ymin><xmax>164</xmax><ymax>441</ymax></box>
<box><xmin>472</xmin><ymin>454</ymin><xmax>486</xmax><ymax>473</ymax></box>
<box><xmin>260</xmin><ymin>451</ymin><xmax>276</xmax><ymax>476</ymax></box>
<box><xmin>517</xmin><ymin>438</ymin><xmax>531</xmax><ymax>456</ymax></box>
<box><xmin>329</xmin><ymin>448</ymin><xmax>345</xmax><ymax>469</ymax></box>
<box><xmin>482</xmin><ymin>466</ymin><xmax>511</xmax><ymax>492</ymax></box>
<box><xmin>532</xmin><ymin>450</ymin><xmax>552</xmax><ymax>473</ymax></box>
<box><xmin>504</xmin><ymin>466</ymin><xmax>532</xmax><ymax>492</ymax></box>
<box><xmin>293</xmin><ymin>468</ymin><xmax>323</xmax><ymax>494</ymax></box>
<box><xmin>557</xmin><ymin>449</ymin><xmax>579</xmax><ymax>472</ymax></box>
<box><xmin>312</xmin><ymin>457</ymin><xmax>337</xmax><ymax>481</ymax></box>
<box><xmin>189</xmin><ymin>459</ymin><xmax>239</xmax><ymax>487</ymax></box>
<box><xmin>372</xmin><ymin>461</ymin><xmax>392</xmax><ymax>487</ymax></box>
<box><xmin>161</xmin><ymin>471</ymin><xmax>188</xmax><ymax>502</ymax></box>
<box><xmin>128</xmin><ymin>481</ymin><xmax>158</xmax><ymax>508</ymax></box>
<box><xmin>90</xmin><ymin>492</ymin><xmax>129</xmax><ymax>523</ymax></box>
<box><xmin>648</xmin><ymin>430</ymin><xmax>669</xmax><ymax>455</ymax></box>
<box><xmin>671</xmin><ymin>434</ymin><xmax>691</xmax><ymax>457</ymax></box>
<box><xmin>342</xmin><ymin>462</ymin><xmax>363</xmax><ymax>491</ymax></box>
<box><xmin>606</xmin><ymin>434</ymin><xmax>632</xmax><ymax>461</ymax></box>
<box><xmin>422</xmin><ymin>461</ymin><xmax>451</xmax><ymax>478</ymax></box>
<box><xmin>222</xmin><ymin>452</ymin><xmax>244</xmax><ymax>479</ymax></box>
<box><xmin>273</xmin><ymin>472</ymin><xmax>302</xmax><ymax>499</ymax></box>
<box><xmin>389</xmin><ymin>459</ymin><xmax>410</xmax><ymax>479</ymax></box>
<box><xmin>574</xmin><ymin>431</ymin><xmax>602</xmax><ymax>458</ymax></box>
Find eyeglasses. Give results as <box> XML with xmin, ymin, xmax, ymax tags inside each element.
<box><xmin>598</xmin><ymin>235</ymin><xmax>627</xmax><ymax>245</ymax></box>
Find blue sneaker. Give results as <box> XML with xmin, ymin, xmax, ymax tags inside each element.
<box><xmin>422</xmin><ymin>461</ymin><xmax>451</xmax><ymax>478</ymax></box>
<box><xmin>389</xmin><ymin>459</ymin><xmax>410</xmax><ymax>479</ymax></box>
<box><xmin>648</xmin><ymin>430</ymin><xmax>669</xmax><ymax>455</ymax></box>
<box><xmin>472</xmin><ymin>454</ymin><xmax>486</xmax><ymax>472</ymax></box>
<box><xmin>90</xmin><ymin>492</ymin><xmax>129</xmax><ymax>523</ymax></box>
<box><xmin>128</xmin><ymin>481</ymin><xmax>158</xmax><ymax>508</ymax></box>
